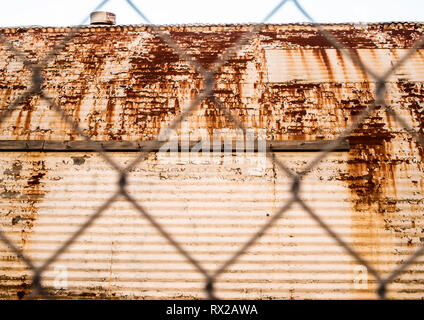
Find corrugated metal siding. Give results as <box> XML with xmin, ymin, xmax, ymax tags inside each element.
<box><xmin>0</xmin><ymin>23</ymin><xmax>423</xmax><ymax>299</ymax></box>
<box><xmin>265</xmin><ymin>49</ymin><xmax>424</xmax><ymax>82</ymax></box>
<box><xmin>0</xmin><ymin>151</ymin><xmax>423</xmax><ymax>299</ymax></box>
<box><xmin>0</xmin><ymin>23</ymin><xmax>423</xmax><ymax>141</ymax></box>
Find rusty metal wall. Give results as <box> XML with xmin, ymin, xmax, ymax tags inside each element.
<box><xmin>0</xmin><ymin>150</ymin><xmax>423</xmax><ymax>299</ymax></box>
<box><xmin>0</xmin><ymin>23</ymin><xmax>423</xmax><ymax>142</ymax></box>
<box><xmin>0</xmin><ymin>21</ymin><xmax>424</xmax><ymax>299</ymax></box>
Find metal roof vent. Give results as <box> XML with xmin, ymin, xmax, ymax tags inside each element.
<box><xmin>90</xmin><ymin>11</ymin><xmax>116</xmax><ymax>25</ymax></box>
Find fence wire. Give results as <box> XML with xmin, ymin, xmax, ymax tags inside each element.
<box><xmin>0</xmin><ymin>0</ymin><xmax>422</xmax><ymax>300</ymax></box>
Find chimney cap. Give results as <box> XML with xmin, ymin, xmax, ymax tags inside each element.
<box><xmin>90</xmin><ymin>11</ymin><xmax>116</xmax><ymax>25</ymax></box>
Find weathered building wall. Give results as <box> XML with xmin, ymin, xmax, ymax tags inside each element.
<box><xmin>0</xmin><ymin>23</ymin><xmax>423</xmax><ymax>141</ymax></box>
<box><xmin>0</xmin><ymin>23</ymin><xmax>423</xmax><ymax>299</ymax></box>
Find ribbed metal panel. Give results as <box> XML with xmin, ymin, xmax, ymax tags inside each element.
<box><xmin>265</xmin><ymin>48</ymin><xmax>424</xmax><ymax>82</ymax></box>
<box><xmin>0</xmin><ymin>151</ymin><xmax>423</xmax><ymax>299</ymax></box>
<box><xmin>0</xmin><ymin>23</ymin><xmax>423</xmax><ymax>299</ymax></box>
<box><xmin>0</xmin><ymin>24</ymin><xmax>422</xmax><ymax>142</ymax></box>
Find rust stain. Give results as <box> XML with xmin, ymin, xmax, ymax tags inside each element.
<box><xmin>0</xmin><ymin>23</ymin><xmax>423</xmax><ymax>141</ymax></box>
<box><xmin>169</xmin><ymin>30</ymin><xmax>245</xmax><ymax>69</ymax></box>
<box><xmin>351</xmin><ymin>49</ymin><xmax>369</xmax><ymax>81</ymax></box>
<box><xmin>22</xmin><ymin>107</ymin><xmax>32</xmax><ymax>138</ymax></box>
<box><xmin>335</xmin><ymin>49</ymin><xmax>350</xmax><ymax>81</ymax></box>
<box><xmin>0</xmin><ymin>23</ymin><xmax>423</xmax><ymax>299</ymax></box>
<box><xmin>12</xmin><ymin>110</ymin><xmax>23</xmax><ymax>136</ymax></box>
<box><xmin>316</xmin><ymin>48</ymin><xmax>334</xmax><ymax>81</ymax></box>
<box><xmin>0</xmin><ymin>155</ymin><xmax>48</xmax><ymax>299</ymax></box>
<box><xmin>398</xmin><ymin>80</ymin><xmax>424</xmax><ymax>158</ymax></box>
<box><xmin>339</xmin><ymin>98</ymin><xmax>399</xmax><ymax>281</ymax></box>
<box><xmin>105</xmin><ymin>85</ymin><xmax>117</xmax><ymax>140</ymax></box>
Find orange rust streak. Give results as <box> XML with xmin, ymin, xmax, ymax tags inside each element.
<box><xmin>13</xmin><ymin>110</ymin><xmax>23</xmax><ymax>137</ymax></box>
<box><xmin>317</xmin><ymin>49</ymin><xmax>334</xmax><ymax>82</ymax></box>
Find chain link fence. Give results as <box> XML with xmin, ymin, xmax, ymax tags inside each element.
<box><xmin>0</xmin><ymin>0</ymin><xmax>423</xmax><ymax>300</ymax></box>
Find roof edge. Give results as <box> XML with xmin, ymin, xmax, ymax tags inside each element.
<box><xmin>0</xmin><ymin>21</ymin><xmax>423</xmax><ymax>33</ymax></box>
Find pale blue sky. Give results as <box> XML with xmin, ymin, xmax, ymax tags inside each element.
<box><xmin>0</xmin><ymin>0</ymin><xmax>422</xmax><ymax>27</ymax></box>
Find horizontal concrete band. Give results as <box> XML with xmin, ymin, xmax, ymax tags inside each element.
<box><xmin>0</xmin><ymin>140</ymin><xmax>349</xmax><ymax>152</ymax></box>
